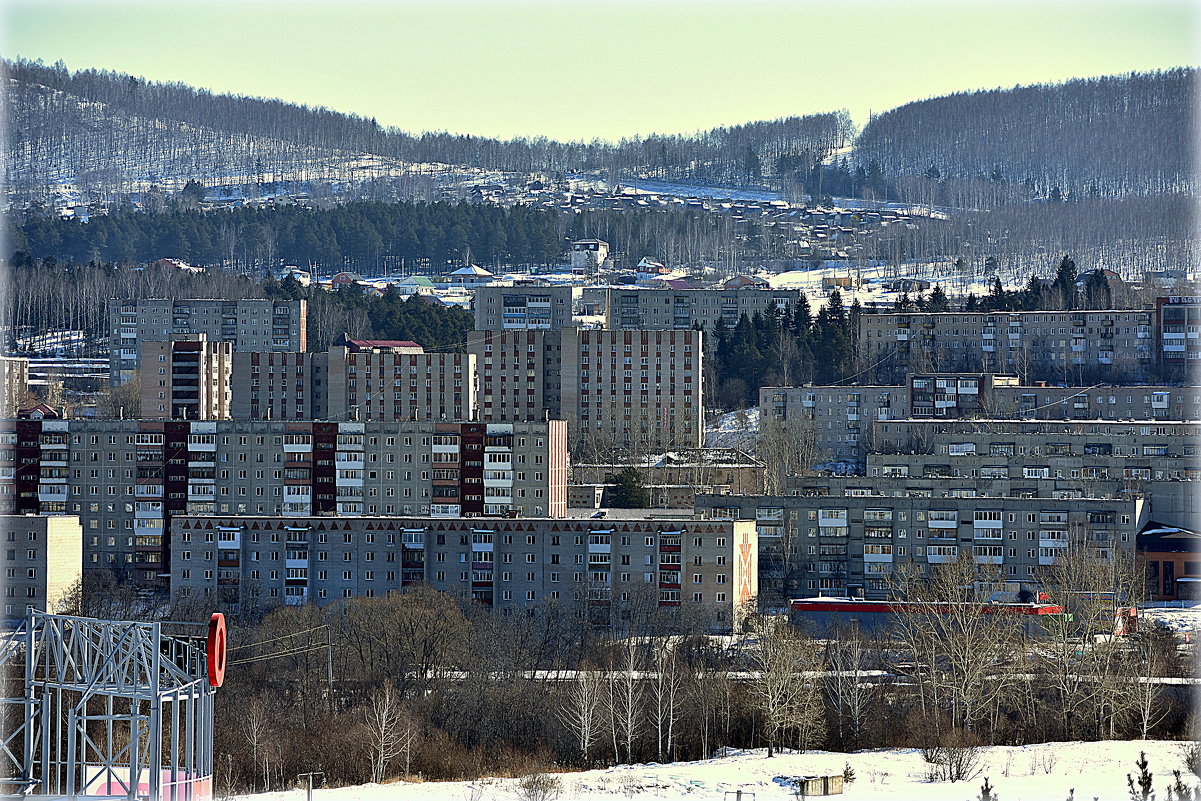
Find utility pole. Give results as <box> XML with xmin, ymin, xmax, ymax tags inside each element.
<box><xmin>326</xmin><ymin>625</ymin><xmax>334</xmax><ymax>715</ymax></box>
<box><xmin>298</xmin><ymin>771</ymin><xmax>325</xmax><ymax>801</ymax></box>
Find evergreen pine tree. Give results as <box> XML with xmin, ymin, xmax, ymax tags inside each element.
<box><xmin>607</xmin><ymin>467</ymin><xmax>649</xmax><ymax>508</ymax></box>
<box><xmin>927</xmin><ymin>285</ymin><xmax>950</xmax><ymax>312</ymax></box>
<box><xmin>1054</xmin><ymin>255</ymin><xmax>1078</xmax><ymax>310</ymax></box>
<box><xmin>813</xmin><ymin>290</ymin><xmax>852</xmax><ymax>384</ymax></box>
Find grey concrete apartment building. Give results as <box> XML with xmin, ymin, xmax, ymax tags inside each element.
<box><xmin>605</xmin><ymin>287</ymin><xmax>806</xmax><ymax>332</ymax></box>
<box><xmin>139</xmin><ymin>336</ymin><xmax>233</xmax><ymax>420</ymax></box>
<box><xmin>869</xmin><ymin>419</ymin><xmax>1197</xmax><ymax>482</ymax></box>
<box><xmin>1</xmin><ymin>418</ymin><xmax>567</xmax><ymax>590</ymax></box>
<box><xmin>1</xmin><ymin>514</ymin><xmax>82</xmax><ymax>621</ymax></box>
<box><xmin>109</xmin><ymin>298</ymin><xmax>306</xmax><ymax>383</ymax></box>
<box><xmin>468</xmin><ymin>330</ymin><xmax>562</xmax><ymax>423</ymax></box>
<box><xmin>473</xmin><ymin>285</ymin><xmax>578</xmax><ymax>331</ymax></box>
<box><xmin>230</xmin><ymin>350</ymin><xmax>329</xmax><ymax>420</ymax></box>
<box><xmin>323</xmin><ymin>342</ymin><xmax>476</xmax><ymax>423</ymax></box>
<box><xmin>858</xmin><ymin>308</ymin><xmax>1154</xmax><ymax>382</ymax></box>
<box><xmin>560</xmin><ymin>328</ymin><xmax>702</xmax><ymax>451</ymax></box>
<box><xmin>170</xmin><ymin>514</ymin><xmax>757</xmax><ymax>631</ymax></box>
<box><xmin>696</xmin><ymin>491</ymin><xmax>1147</xmax><ymax>603</ymax></box>
<box><xmin>761</xmin><ymin>375</ymin><xmax>1201</xmax><ymax>464</ymax></box>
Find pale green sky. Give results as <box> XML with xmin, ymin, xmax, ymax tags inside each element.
<box><xmin>3</xmin><ymin>0</ymin><xmax>1197</xmax><ymax>143</ymax></box>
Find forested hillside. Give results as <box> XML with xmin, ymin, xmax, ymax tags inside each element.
<box><xmin>4</xmin><ymin>58</ymin><xmax>852</xmax><ymax>196</ymax></box>
<box><xmin>8</xmin><ymin>202</ymin><xmax>566</xmax><ymax>271</ymax></box>
<box><xmin>855</xmin><ymin>69</ymin><xmax>1196</xmax><ymax>201</ymax></box>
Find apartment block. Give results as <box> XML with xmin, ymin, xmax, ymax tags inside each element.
<box><xmin>561</xmin><ymin>328</ymin><xmax>702</xmax><ymax>451</ymax></box>
<box><xmin>1</xmin><ymin>515</ymin><xmax>82</xmax><ymax>621</ymax></box>
<box><xmin>696</xmin><ymin>490</ymin><xmax>1147</xmax><ymax>603</ymax></box>
<box><xmin>473</xmin><ymin>284</ymin><xmax>577</xmax><ymax>331</ymax></box>
<box><xmin>991</xmin><ymin>383</ymin><xmax>1201</xmax><ymax>421</ymax></box>
<box><xmin>858</xmin><ymin>308</ymin><xmax>1154</xmax><ymax>382</ymax></box>
<box><xmin>0</xmin><ymin>356</ymin><xmax>29</xmax><ymax>417</ymax></box>
<box><xmin>109</xmin><ymin>298</ymin><xmax>306</xmax><ymax>382</ymax></box>
<box><xmin>468</xmin><ymin>330</ymin><xmax>561</xmax><ymax>423</ymax></box>
<box><xmin>1157</xmin><ymin>296</ymin><xmax>1201</xmax><ymax>377</ymax></box>
<box><xmin>139</xmin><ymin>336</ymin><xmax>233</xmax><ymax>420</ymax></box>
<box><xmin>0</xmin><ymin>418</ymin><xmax>567</xmax><ymax>590</ymax></box>
<box><xmin>324</xmin><ymin>340</ymin><xmax>476</xmax><ymax>423</ymax></box>
<box><xmin>169</xmin><ymin>513</ymin><xmax>756</xmax><ymax>630</ymax></box>
<box><xmin>761</xmin><ymin>385</ymin><xmax>901</xmax><ymax>463</ymax></box>
<box><xmin>762</xmin><ymin>376</ymin><xmax>1201</xmax><ymax>464</ymax></box>
<box><xmin>869</xmin><ymin>419</ymin><xmax>1197</xmax><ymax>486</ymax></box>
<box><xmin>605</xmin><ymin>287</ymin><xmax>805</xmax><ymax>332</ymax></box>
<box><xmin>230</xmin><ymin>350</ymin><xmax>328</xmax><ymax>420</ymax></box>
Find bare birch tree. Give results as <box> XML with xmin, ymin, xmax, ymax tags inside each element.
<box><xmin>362</xmin><ymin>681</ymin><xmax>413</xmax><ymax>784</ymax></box>
<box><xmin>558</xmin><ymin>671</ymin><xmax>603</xmax><ymax>766</ymax></box>
<box><xmin>750</xmin><ymin>618</ymin><xmax>825</xmax><ymax>755</ymax></box>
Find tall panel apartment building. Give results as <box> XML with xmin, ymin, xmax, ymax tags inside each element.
<box><xmin>230</xmin><ymin>351</ymin><xmax>329</xmax><ymax>420</ymax></box>
<box><xmin>170</xmin><ymin>513</ymin><xmax>756</xmax><ymax>631</ymax></box>
<box><xmin>560</xmin><ymin>328</ymin><xmax>702</xmax><ymax>451</ymax></box>
<box><xmin>0</xmin><ymin>418</ymin><xmax>567</xmax><ymax>590</ymax></box>
<box><xmin>605</xmin><ymin>287</ymin><xmax>805</xmax><ymax>332</ymax></box>
<box><xmin>109</xmin><ymin>298</ymin><xmax>306</xmax><ymax>382</ymax></box>
<box><xmin>468</xmin><ymin>330</ymin><xmax>561</xmax><ymax>423</ymax></box>
<box><xmin>139</xmin><ymin>336</ymin><xmax>233</xmax><ymax>420</ymax></box>
<box><xmin>0</xmin><ymin>515</ymin><xmax>82</xmax><ymax>621</ymax></box>
<box><xmin>858</xmin><ymin>309</ymin><xmax>1154</xmax><ymax>382</ymax></box>
<box><xmin>324</xmin><ymin>340</ymin><xmax>476</xmax><ymax>422</ymax></box>
<box><xmin>473</xmin><ymin>285</ymin><xmax>577</xmax><ymax>331</ymax></box>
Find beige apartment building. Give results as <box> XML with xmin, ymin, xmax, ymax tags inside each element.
<box><xmin>1</xmin><ymin>514</ymin><xmax>82</xmax><ymax>621</ymax></box>
<box><xmin>139</xmin><ymin>336</ymin><xmax>233</xmax><ymax>420</ymax></box>
<box><xmin>170</xmin><ymin>513</ymin><xmax>757</xmax><ymax>631</ymax></box>
<box><xmin>560</xmin><ymin>328</ymin><xmax>702</xmax><ymax>452</ymax></box>
<box><xmin>109</xmin><ymin>298</ymin><xmax>306</xmax><ymax>383</ymax></box>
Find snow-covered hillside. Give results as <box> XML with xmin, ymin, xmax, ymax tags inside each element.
<box><xmin>238</xmin><ymin>740</ymin><xmax>1196</xmax><ymax>801</ymax></box>
<box><xmin>705</xmin><ymin>408</ymin><xmax>759</xmax><ymax>450</ymax></box>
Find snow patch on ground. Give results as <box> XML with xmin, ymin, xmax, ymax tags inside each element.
<box><xmin>237</xmin><ymin>740</ymin><xmax>1196</xmax><ymax>801</ymax></box>
<box><xmin>1143</xmin><ymin>601</ymin><xmax>1201</xmax><ymax>635</ymax></box>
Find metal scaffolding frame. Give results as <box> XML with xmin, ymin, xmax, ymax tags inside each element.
<box><xmin>0</xmin><ymin>610</ymin><xmax>219</xmax><ymax>800</ymax></box>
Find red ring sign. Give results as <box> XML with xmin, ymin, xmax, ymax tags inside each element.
<box><xmin>206</xmin><ymin>613</ymin><xmax>227</xmax><ymax>687</ymax></box>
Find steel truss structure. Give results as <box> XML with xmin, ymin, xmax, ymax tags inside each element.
<box><xmin>0</xmin><ymin>610</ymin><xmax>218</xmax><ymax>800</ymax></box>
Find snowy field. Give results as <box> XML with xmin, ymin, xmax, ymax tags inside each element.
<box><xmin>238</xmin><ymin>740</ymin><xmax>1196</xmax><ymax>801</ymax></box>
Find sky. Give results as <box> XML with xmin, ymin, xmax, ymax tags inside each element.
<box><xmin>3</xmin><ymin>0</ymin><xmax>1198</xmax><ymax>143</ymax></box>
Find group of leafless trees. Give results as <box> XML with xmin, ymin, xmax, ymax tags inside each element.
<box><xmin>5</xmin><ymin>57</ymin><xmax>851</xmax><ymax>199</ymax></box>
<box><xmin>856</xmin><ymin>69</ymin><xmax>1194</xmax><ymax>200</ymax></box>
<box><xmin>72</xmin><ymin>541</ymin><xmax>1186</xmax><ymax>794</ymax></box>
